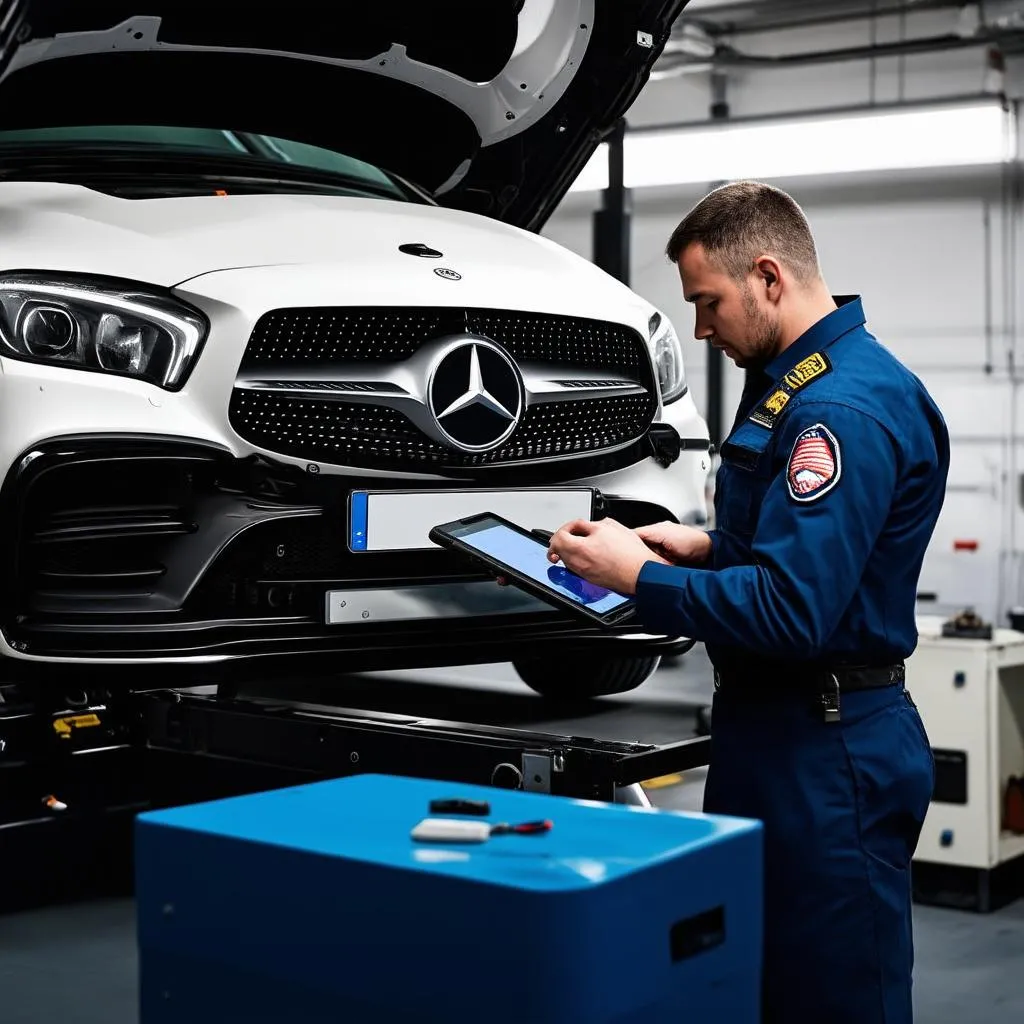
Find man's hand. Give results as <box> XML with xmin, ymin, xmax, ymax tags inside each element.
<box><xmin>546</xmin><ymin>517</ymin><xmax>667</xmax><ymax>595</ymax></box>
<box><xmin>633</xmin><ymin>522</ymin><xmax>713</xmax><ymax>566</ymax></box>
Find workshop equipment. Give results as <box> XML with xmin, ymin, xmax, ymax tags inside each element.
<box><xmin>909</xmin><ymin>615</ymin><xmax>1024</xmax><ymax>911</ymax></box>
<box><xmin>0</xmin><ymin>682</ymin><xmax>145</xmax><ymax>914</ymax></box>
<box><xmin>2</xmin><ymin>675</ymin><xmax>712</xmax><ymax>916</ymax></box>
<box><xmin>135</xmin><ymin>774</ymin><xmax>763</xmax><ymax>1023</ymax></box>
<box><xmin>941</xmin><ymin>607</ymin><xmax>994</xmax><ymax>640</ymax></box>
<box><xmin>139</xmin><ymin>684</ymin><xmax>712</xmax><ymax>805</ymax></box>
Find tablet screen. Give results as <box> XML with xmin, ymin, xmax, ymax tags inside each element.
<box><xmin>459</xmin><ymin>522</ymin><xmax>632</xmax><ymax>615</ymax></box>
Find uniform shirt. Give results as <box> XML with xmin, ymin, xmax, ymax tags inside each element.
<box><xmin>634</xmin><ymin>295</ymin><xmax>950</xmax><ymax>670</ymax></box>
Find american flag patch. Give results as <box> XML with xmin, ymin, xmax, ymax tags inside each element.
<box><xmin>786</xmin><ymin>423</ymin><xmax>841</xmax><ymax>502</ymax></box>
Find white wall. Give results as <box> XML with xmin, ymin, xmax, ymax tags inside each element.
<box><xmin>542</xmin><ymin>5</ymin><xmax>1024</xmax><ymax>625</ymax></box>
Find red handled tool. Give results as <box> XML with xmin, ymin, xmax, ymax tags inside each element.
<box><xmin>489</xmin><ymin>819</ymin><xmax>553</xmax><ymax>836</ymax></box>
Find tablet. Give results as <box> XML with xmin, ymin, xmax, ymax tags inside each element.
<box><xmin>429</xmin><ymin>511</ymin><xmax>636</xmax><ymax>627</ymax></box>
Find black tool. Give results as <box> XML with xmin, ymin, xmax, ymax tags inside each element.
<box><xmin>429</xmin><ymin>798</ymin><xmax>491</xmax><ymax>816</ymax></box>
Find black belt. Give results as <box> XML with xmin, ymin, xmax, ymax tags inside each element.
<box><xmin>712</xmin><ymin>662</ymin><xmax>905</xmax><ymax>723</ymax></box>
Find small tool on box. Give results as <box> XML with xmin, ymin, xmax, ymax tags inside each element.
<box><xmin>428</xmin><ymin>798</ymin><xmax>491</xmax><ymax>816</ymax></box>
<box><xmin>412</xmin><ymin>817</ymin><xmax>553</xmax><ymax>844</ymax></box>
<box><xmin>489</xmin><ymin>819</ymin><xmax>552</xmax><ymax>836</ymax></box>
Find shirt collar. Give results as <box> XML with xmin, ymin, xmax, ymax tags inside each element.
<box><xmin>764</xmin><ymin>294</ymin><xmax>865</xmax><ymax>382</ymax></box>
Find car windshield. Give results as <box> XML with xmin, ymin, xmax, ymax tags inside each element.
<box><xmin>0</xmin><ymin>124</ymin><xmax>432</xmax><ymax>203</ymax></box>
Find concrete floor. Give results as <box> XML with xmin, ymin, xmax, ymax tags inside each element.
<box><xmin>1</xmin><ymin>646</ymin><xmax>1022</xmax><ymax>1023</ymax></box>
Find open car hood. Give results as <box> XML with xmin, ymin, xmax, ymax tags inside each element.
<box><xmin>0</xmin><ymin>0</ymin><xmax>687</xmax><ymax>230</ymax></box>
<box><xmin>0</xmin><ymin>1</ymin><xmax>27</xmax><ymax>76</ymax></box>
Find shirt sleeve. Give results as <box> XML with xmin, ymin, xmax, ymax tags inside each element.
<box><xmin>706</xmin><ymin>528</ymin><xmax>721</xmax><ymax>569</ymax></box>
<box><xmin>634</xmin><ymin>402</ymin><xmax>898</xmax><ymax>656</ymax></box>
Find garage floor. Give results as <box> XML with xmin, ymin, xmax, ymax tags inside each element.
<box><xmin>1</xmin><ymin>646</ymin><xmax>1022</xmax><ymax>1023</ymax></box>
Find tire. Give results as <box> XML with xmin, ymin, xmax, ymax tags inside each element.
<box><xmin>513</xmin><ymin>653</ymin><xmax>661</xmax><ymax>700</ymax></box>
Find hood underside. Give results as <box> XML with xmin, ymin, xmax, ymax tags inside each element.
<box><xmin>0</xmin><ymin>0</ymin><xmax>687</xmax><ymax>230</ymax></box>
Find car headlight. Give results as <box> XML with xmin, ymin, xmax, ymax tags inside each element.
<box><xmin>648</xmin><ymin>311</ymin><xmax>687</xmax><ymax>405</ymax></box>
<box><xmin>0</xmin><ymin>275</ymin><xmax>208</xmax><ymax>389</ymax></box>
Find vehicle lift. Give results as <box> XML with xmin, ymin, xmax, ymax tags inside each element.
<box><xmin>0</xmin><ymin>658</ymin><xmax>711</xmax><ymax>913</ymax></box>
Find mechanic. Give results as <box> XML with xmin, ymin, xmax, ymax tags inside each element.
<box><xmin>546</xmin><ymin>181</ymin><xmax>949</xmax><ymax>1023</ymax></box>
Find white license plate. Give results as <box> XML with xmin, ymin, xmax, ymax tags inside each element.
<box><xmin>347</xmin><ymin>487</ymin><xmax>595</xmax><ymax>552</ymax></box>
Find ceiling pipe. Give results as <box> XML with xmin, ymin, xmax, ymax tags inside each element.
<box><xmin>623</xmin><ymin>91</ymin><xmax>1011</xmax><ymax>137</ymax></box>
<box><xmin>677</xmin><ymin>0</ymin><xmax>1024</xmax><ymax>38</ymax></box>
<box><xmin>654</xmin><ymin>27</ymin><xmax>1024</xmax><ymax>75</ymax></box>
<box><xmin>679</xmin><ymin>0</ymin><xmax>963</xmax><ymax>36</ymax></box>
<box><xmin>719</xmin><ymin>30</ymin><xmax>1022</xmax><ymax>65</ymax></box>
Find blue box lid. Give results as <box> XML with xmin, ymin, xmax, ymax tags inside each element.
<box><xmin>138</xmin><ymin>773</ymin><xmax>760</xmax><ymax>892</ymax></box>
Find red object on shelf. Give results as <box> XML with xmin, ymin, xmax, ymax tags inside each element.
<box><xmin>953</xmin><ymin>539</ymin><xmax>979</xmax><ymax>551</ymax></box>
<box><xmin>1004</xmin><ymin>777</ymin><xmax>1024</xmax><ymax>835</ymax></box>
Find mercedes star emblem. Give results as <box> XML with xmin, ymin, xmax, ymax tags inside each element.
<box><xmin>427</xmin><ymin>338</ymin><xmax>524</xmax><ymax>452</ymax></box>
<box><xmin>433</xmin><ymin>267</ymin><xmax>462</xmax><ymax>281</ymax></box>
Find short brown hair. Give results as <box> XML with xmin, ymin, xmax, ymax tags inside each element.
<box><xmin>665</xmin><ymin>181</ymin><xmax>821</xmax><ymax>284</ymax></box>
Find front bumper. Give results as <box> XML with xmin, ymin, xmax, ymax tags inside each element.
<box><xmin>0</xmin><ymin>426</ymin><xmax>707</xmax><ymax>677</ymax></box>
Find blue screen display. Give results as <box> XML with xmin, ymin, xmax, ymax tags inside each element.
<box><xmin>463</xmin><ymin>524</ymin><xmax>631</xmax><ymax>614</ymax></box>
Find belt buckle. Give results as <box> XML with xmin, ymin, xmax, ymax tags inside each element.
<box><xmin>821</xmin><ymin>672</ymin><xmax>841</xmax><ymax>724</ymax></box>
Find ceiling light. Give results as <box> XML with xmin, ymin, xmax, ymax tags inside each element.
<box><xmin>568</xmin><ymin>99</ymin><xmax>1016</xmax><ymax>192</ymax></box>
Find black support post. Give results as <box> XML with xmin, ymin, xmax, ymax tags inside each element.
<box><xmin>705</xmin><ymin>73</ymin><xmax>731</xmax><ymax>450</ymax></box>
<box><xmin>592</xmin><ymin>119</ymin><xmax>631</xmax><ymax>285</ymax></box>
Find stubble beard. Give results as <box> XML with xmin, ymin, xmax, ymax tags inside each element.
<box><xmin>736</xmin><ymin>285</ymin><xmax>781</xmax><ymax>369</ymax></box>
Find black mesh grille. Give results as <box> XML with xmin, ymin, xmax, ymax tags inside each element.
<box><xmin>14</xmin><ymin>454</ymin><xmax>204</xmax><ymax>610</ymax></box>
<box><xmin>228</xmin><ymin>389</ymin><xmax>652</xmax><ymax>469</ymax></box>
<box><xmin>239</xmin><ymin>307</ymin><xmax>648</xmax><ymax>377</ymax></box>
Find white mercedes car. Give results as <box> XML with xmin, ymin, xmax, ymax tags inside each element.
<box><xmin>0</xmin><ymin>0</ymin><xmax>708</xmax><ymax>699</ymax></box>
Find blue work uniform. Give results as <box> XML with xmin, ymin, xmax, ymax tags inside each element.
<box><xmin>635</xmin><ymin>296</ymin><xmax>949</xmax><ymax>1024</ymax></box>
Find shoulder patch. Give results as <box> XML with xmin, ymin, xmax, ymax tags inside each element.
<box><xmin>749</xmin><ymin>351</ymin><xmax>832</xmax><ymax>430</ymax></box>
<box><xmin>786</xmin><ymin>423</ymin><xmax>841</xmax><ymax>502</ymax></box>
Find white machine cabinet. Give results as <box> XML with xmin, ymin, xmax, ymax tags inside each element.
<box><xmin>908</xmin><ymin>615</ymin><xmax>1024</xmax><ymax>911</ymax></box>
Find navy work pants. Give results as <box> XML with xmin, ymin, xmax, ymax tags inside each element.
<box><xmin>703</xmin><ymin>683</ymin><xmax>935</xmax><ymax>1023</ymax></box>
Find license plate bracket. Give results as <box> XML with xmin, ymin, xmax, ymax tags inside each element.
<box><xmin>347</xmin><ymin>487</ymin><xmax>596</xmax><ymax>553</ymax></box>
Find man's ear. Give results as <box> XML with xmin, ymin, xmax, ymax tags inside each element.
<box><xmin>753</xmin><ymin>256</ymin><xmax>784</xmax><ymax>302</ymax></box>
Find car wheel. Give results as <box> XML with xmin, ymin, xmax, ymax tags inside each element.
<box><xmin>513</xmin><ymin>654</ymin><xmax>661</xmax><ymax>700</ymax></box>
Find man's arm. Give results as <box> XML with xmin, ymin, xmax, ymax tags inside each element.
<box><xmin>633</xmin><ymin>521</ymin><xmax>717</xmax><ymax>568</ymax></box>
<box><xmin>633</xmin><ymin>403</ymin><xmax>898</xmax><ymax>657</ymax></box>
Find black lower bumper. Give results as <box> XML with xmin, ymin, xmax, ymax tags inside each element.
<box><xmin>0</xmin><ymin>622</ymin><xmax>693</xmax><ymax>686</ymax></box>
<box><xmin>0</xmin><ymin>434</ymin><xmax>694</xmax><ymax>675</ymax></box>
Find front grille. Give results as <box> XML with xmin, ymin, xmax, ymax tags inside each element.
<box><xmin>229</xmin><ymin>390</ymin><xmax>652</xmax><ymax>470</ymax></box>
<box><xmin>232</xmin><ymin>306</ymin><xmax>658</xmax><ymax>471</ymax></box>
<box><xmin>239</xmin><ymin>307</ymin><xmax>648</xmax><ymax>378</ymax></box>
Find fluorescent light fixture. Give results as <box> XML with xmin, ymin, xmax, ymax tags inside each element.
<box><xmin>568</xmin><ymin>99</ymin><xmax>1016</xmax><ymax>192</ymax></box>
